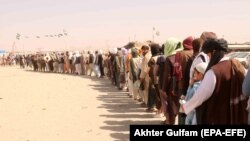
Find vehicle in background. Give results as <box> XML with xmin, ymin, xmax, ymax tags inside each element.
<box><xmin>226</xmin><ymin>52</ymin><xmax>250</xmax><ymax>69</ymax></box>
<box><xmin>228</xmin><ymin>44</ymin><xmax>250</xmax><ymax>52</ymax></box>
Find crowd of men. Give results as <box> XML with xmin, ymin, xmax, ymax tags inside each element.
<box><xmin>1</xmin><ymin>31</ymin><xmax>250</xmax><ymax>125</ymax></box>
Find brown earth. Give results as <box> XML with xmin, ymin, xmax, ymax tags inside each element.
<box><xmin>0</xmin><ymin>66</ymin><xmax>164</xmax><ymax>141</ymax></box>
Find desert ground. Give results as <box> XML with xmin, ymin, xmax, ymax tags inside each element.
<box><xmin>0</xmin><ymin>66</ymin><xmax>164</xmax><ymax>141</ymax></box>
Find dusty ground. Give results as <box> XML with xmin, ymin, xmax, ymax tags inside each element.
<box><xmin>0</xmin><ymin>66</ymin><xmax>164</xmax><ymax>141</ymax></box>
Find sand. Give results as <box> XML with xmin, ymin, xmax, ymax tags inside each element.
<box><xmin>0</xmin><ymin>66</ymin><xmax>164</xmax><ymax>141</ymax></box>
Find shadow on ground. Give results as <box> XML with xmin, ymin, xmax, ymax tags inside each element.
<box><xmin>24</xmin><ymin>68</ymin><xmax>162</xmax><ymax>141</ymax></box>
<box><xmin>86</xmin><ymin>76</ymin><xmax>163</xmax><ymax>141</ymax></box>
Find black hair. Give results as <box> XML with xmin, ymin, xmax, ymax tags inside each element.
<box><xmin>150</xmin><ymin>43</ymin><xmax>161</xmax><ymax>56</ymax></box>
<box><xmin>202</xmin><ymin>38</ymin><xmax>228</xmax><ymax>54</ymax></box>
<box><xmin>192</xmin><ymin>38</ymin><xmax>202</xmax><ymax>54</ymax></box>
<box><xmin>160</xmin><ymin>44</ymin><xmax>165</xmax><ymax>54</ymax></box>
<box><xmin>205</xmin><ymin>50</ymin><xmax>226</xmax><ymax>72</ymax></box>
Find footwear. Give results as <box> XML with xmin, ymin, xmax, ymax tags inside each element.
<box><xmin>140</xmin><ymin>103</ymin><xmax>146</xmax><ymax>107</ymax></box>
<box><xmin>146</xmin><ymin>108</ymin><xmax>158</xmax><ymax>112</ymax></box>
<box><xmin>145</xmin><ymin>108</ymin><xmax>152</xmax><ymax>112</ymax></box>
<box><xmin>122</xmin><ymin>87</ymin><xmax>128</xmax><ymax>91</ymax></box>
<box><xmin>161</xmin><ymin>120</ymin><xmax>169</xmax><ymax>125</ymax></box>
<box><xmin>151</xmin><ymin>107</ymin><xmax>158</xmax><ymax>112</ymax></box>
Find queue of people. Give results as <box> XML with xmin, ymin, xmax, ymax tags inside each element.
<box><xmin>1</xmin><ymin>31</ymin><xmax>250</xmax><ymax>125</ymax></box>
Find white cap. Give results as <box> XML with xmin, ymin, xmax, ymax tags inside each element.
<box><xmin>112</xmin><ymin>48</ymin><xmax>118</xmax><ymax>54</ymax></box>
<box><xmin>195</xmin><ymin>62</ymin><xmax>208</xmax><ymax>74</ymax></box>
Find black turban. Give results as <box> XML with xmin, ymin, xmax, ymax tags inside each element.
<box><xmin>202</xmin><ymin>38</ymin><xmax>228</xmax><ymax>54</ymax></box>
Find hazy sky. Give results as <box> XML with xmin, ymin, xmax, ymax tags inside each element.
<box><xmin>1</xmin><ymin>0</ymin><xmax>250</xmax><ymax>51</ymax></box>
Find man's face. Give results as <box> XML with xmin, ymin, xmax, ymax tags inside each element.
<box><xmin>207</xmin><ymin>52</ymin><xmax>212</xmax><ymax>59</ymax></box>
<box><xmin>142</xmin><ymin>48</ymin><xmax>149</xmax><ymax>56</ymax></box>
<box><xmin>207</xmin><ymin>50</ymin><xmax>216</xmax><ymax>59</ymax></box>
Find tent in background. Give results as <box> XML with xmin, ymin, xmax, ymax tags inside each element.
<box><xmin>0</xmin><ymin>49</ymin><xmax>6</xmax><ymax>55</ymax></box>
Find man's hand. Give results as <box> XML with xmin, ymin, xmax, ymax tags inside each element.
<box><xmin>180</xmin><ymin>95</ymin><xmax>186</xmax><ymax>100</ymax></box>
